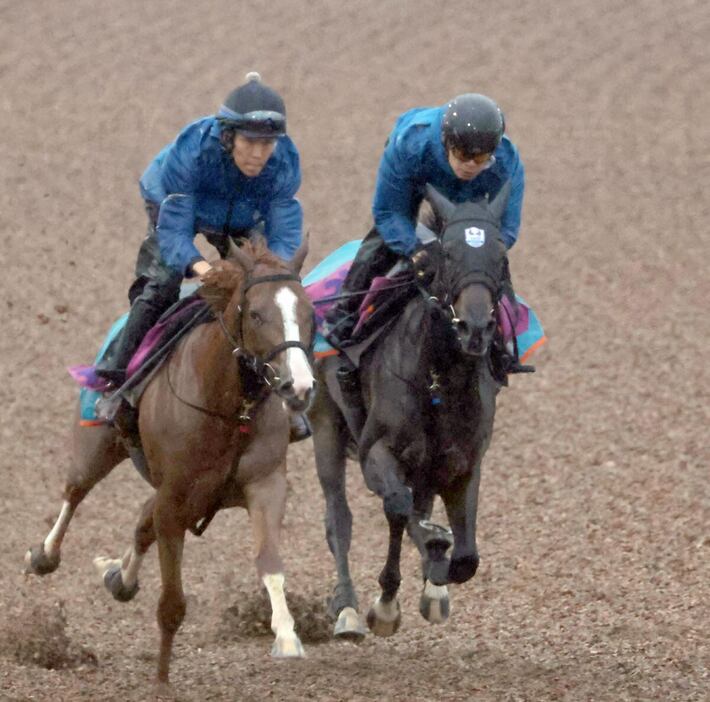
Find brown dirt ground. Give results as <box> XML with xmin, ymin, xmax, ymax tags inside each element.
<box><xmin>1</xmin><ymin>1</ymin><xmax>708</xmax><ymax>700</ymax></box>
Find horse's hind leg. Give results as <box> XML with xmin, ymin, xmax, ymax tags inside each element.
<box><xmin>153</xmin><ymin>490</ymin><xmax>187</xmax><ymax>689</ymax></box>
<box><xmin>245</xmin><ymin>471</ymin><xmax>305</xmax><ymax>658</ymax></box>
<box><xmin>361</xmin><ymin>439</ymin><xmax>411</xmax><ymax>637</ymax></box>
<box><xmin>94</xmin><ymin>494</ymin><xmax>156</xmax><ymax>602</ymax></box>
<box><xmin>25</xmin><ymin>407</ymin><xmax>128</xmax><ymax>575</ymax></box>
<box><xmin>311</xmin><ymin>382</ymin><xmax>366</xmax><ymax>640</ymax></box>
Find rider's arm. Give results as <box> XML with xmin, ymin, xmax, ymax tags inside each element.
<box><xmin>262</xmin><ymin>146</ymin><xmax>303</xmax><ymax>261</ymax></box>
<box><xmin>371</xmin><ymin>137</ymin><xmax>421</xmax><ymax>257</ymax></box>
<box><xmin>155</xmin><ymin>129</ymin><xmax>204</xmax><ymax>276</ymax></box>
<box><xmin>500</xmin><ymin>145</ymin><xmax>525</xmax><ymax>249</ymax></box>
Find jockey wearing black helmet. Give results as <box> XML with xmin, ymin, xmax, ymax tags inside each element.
<box><xmin>323</xmin><ymin>92</ymin><xmax>525</xmax><ymax>376</ymax></box>
<box><xmin>94</xmin><ymin>72</ymin><xmax>311</xmax><ymax>440</ymax></box>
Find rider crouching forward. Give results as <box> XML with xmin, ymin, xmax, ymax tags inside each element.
<box><xmin>323</xmin><ymin>93</ymin><xmax>526</xmax><ymax>377</ymax></box>
<box><xmin>94</xmin><ymin>71</ymin><xmax>311</xmax><ymax>441</ymax></box>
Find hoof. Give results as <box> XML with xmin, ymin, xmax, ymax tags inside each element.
<box><xmin>271</xmin><ymin>634</ymin><xmax>305</xmax><ymax>659</ymax></box>
<box><xmin>152</xmin><ymin>680</ymin><xmax>176</xmax><ymax>701</ymax></box>
<box><xmin>94</xmin><ymin>558</ymin><xmax>139</xmax><ymax>602</ymax></box>
<box><xmin>419</xmin><ymin>581</ymin><xmax>450</xmax><ymax>624</ymax></box>
<box><xmin>333</xmin><ymin>607</ymin><xmax>367</xmax><ymax>641</ymax></box>
<box><xmin>24</xmin><ymin>545</ymin><xmax>60</xmax><ymax>576</ymax></box>
<box><xmin>366</xmin><ymin>598</ymin><xmax>401</xmax><ymax>637</ymax></box>
<box><xmin>448</xmin><ymin>554</ymin><xmax>479</xmax><ymax>584</ymax></box>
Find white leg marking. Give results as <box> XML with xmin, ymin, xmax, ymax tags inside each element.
<box><xmin>372</xmin><ymin>595</ymin><xmax>400</xmax><ymax>623</ymax></box>
<box><xmin>120</xmin><ymin>545</ymin><xmax>143</xmax><ymax>588</ymax></box>
<box><xmin>43</xmin><ymin>501</ymin><xmax>72</xmax><ymax>557</ymax></box>
<box><xmin>423</xmin><ymin>580</ymin><xmax>449</xmax><ymax>623</ymax></box>
<box><xmin>424</xmin><ymin>580</ymin><xmax>448</xmax><ymax>601</ymax></box>
<box><xmin>275</xmin><ymin>287</ymin><xmax>314</xmax><ymax>398</ymax></box>
<box><xmin>93</xmin><ymin>545</ymin><xmax>144</xmax><ymax>588</ymax></box>
<box><xmin>263</xmin><ymin>572</ymin><xmax>304</xmax><ymax>658</ymax></box>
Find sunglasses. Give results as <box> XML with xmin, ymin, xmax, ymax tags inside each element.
<box><xmin>449</xmin><ymin>147</ymin><xmax>494</xmax><ymax>165</ymax></box>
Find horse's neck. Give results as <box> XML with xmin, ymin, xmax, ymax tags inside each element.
<box><xmin>179</xmin><ymin>320</ymin><xmax>243</xmax><ymax>404</ymax></box>
<box><xmin>385</xmin><ymin>296</ymin><xmax>486</xmax><ymax>400</ymax></box>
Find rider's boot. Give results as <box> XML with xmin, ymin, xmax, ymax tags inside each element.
<box><xmin>323</xmin><ymin>227</ymin><xmax>400</xmax><ymax>349</ymax></box>
<box><xmin>497</xmin><ymin>257</ymin><xmax>535</xmax><ymax>377</ymax></box>
<box><xmin>95</xmin><ymin>297</ymin><xmax>162</xmax><ymax>388</ymax></box>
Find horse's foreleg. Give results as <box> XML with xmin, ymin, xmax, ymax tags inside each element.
<box><xmin>407</xmin><ymin>500</ymin><xmax>452</xmax><ymax>625</ymax></box>
<box><xmin>311</xmin><ymin>386</ymin><xmax>366</xmax><ymax>640</ymax></box>
<box><xmin>440</xmin><ymin>466</ymin><xmax>482</xmax><ymax>584</ymax></box>
<box><xmin>153</xmin><ymin>493</ymin><xmax>187</xmax><ymax>687</ymax></box>
<box><xmin>245</xmin><ymin>472</ymin><xmax>305</xmax><ymax>659</ymax></box>
<box><xmin>25</xmin><ymin>417</ymin><xmax>127</xmax><ymax>575</ymax></box>
<box><xmin>94</xmin><ymin>494</ymin><xmax>156</xmax><ymax>602</ymax></box>
<box><xmin>362</xmin><ymin>439</ymin><xmax>411</xmax><ymax>637</ymax></box>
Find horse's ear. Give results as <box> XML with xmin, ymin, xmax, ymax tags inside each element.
<box><xmin>289</xmin><ymin>232</ymin><xmax>309</xmax><ymax>275</ymax></box>
<box><xmin>424</xmin><ymin>184</ymin><xmax>456</xmax><ymax>222</ymax></box>
<box><xmin>226</xmin><ymin>238</ymin><xmax>255</xmax><ymax>273</ymax></box>
<box><xmin>198</xmin><ymin>261</ymin><xmax>241</xmax><ymax>313</ymax></box>
<box><xmin>488</xmin><ymin>180</ymin><xmax>511</xmax><ymax>223</ymax></box>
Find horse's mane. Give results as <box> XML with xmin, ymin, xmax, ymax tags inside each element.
<box><xmin>418</xmin><ymin>201</ymin><xmax>445</xmax><ymax>236</ymax></box>
<box><xmin>198</xmin><ymin>234</ymin><xmax>289</xmax><ymax>314</ymax></box>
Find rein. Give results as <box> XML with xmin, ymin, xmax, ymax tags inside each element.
<box><xmin>309</xmin><ymin>279</ymin><xmax>414</xmax><ymax>306</ymax></box>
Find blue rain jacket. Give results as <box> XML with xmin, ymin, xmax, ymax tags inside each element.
<box><xmin>372</xmin><ymin>106</ymin><xmax>525</xmax><ymax>255</ymax></box>
<box><xmin>139</xmin><ymin>116</ymin><xmax>303</xmax><ymax>274</ymax></box>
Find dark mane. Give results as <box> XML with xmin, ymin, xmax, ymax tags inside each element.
<box><xmin>418</xmin><ymin>200</ymin><xmax>445</xmax><ymax>236</ymax></box>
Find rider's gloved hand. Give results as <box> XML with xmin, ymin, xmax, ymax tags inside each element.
<box><xmin>410</xmin><ymin>244</ymin><xmax>438</xmax><ymax>283</ymax></box>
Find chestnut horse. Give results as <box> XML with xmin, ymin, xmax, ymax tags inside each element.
<box><xmin>25</xmin><ymin>237</ymin><xmax>315</xmax><ymax>692</ymax></box>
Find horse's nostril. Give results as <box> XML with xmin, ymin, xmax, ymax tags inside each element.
<box><xmin>280</xmin><ymin>381</ymin><xmax>294</xmax><ymax>394</ymax></box>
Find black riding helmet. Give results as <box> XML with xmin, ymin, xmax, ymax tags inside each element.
<box><xmin>217</xmin><ymin>72</ymin><xmax>287</xmax><ymax>138</ymax></box>
<box><xmin>442</xmin><ymin>93</ymin><xmax>505</xmax><ymax>157</ymax></box>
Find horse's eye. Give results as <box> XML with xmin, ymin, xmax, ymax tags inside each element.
<box><xmin>249</xmin><ymin>311</ymin><xmax>264</xmax><ymax>325</ymax></box>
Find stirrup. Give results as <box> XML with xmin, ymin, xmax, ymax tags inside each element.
<box><xmin>507</xmin><ymin>359</ymin><xmax>535</xmax><ymax>374</ymax></box>
<box><xmin>94</xmin><ymin>367</ymin><xmax>127</xmax><ymax>388</ymax></box>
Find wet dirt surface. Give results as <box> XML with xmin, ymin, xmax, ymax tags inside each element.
<box><xmin>1</xmin><ymin>1</ymin><xmax>708</xmax><ymax>700</ymax></box>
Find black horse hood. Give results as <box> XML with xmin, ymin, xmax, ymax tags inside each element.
<box><xmin>441</xmin><ymin>199</ymin><xmax>507</xmax><ymax>298</ymax></box>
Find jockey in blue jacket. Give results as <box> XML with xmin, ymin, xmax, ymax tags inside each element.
<box><xmin>324</xmin><ymin>93</ymin><xmax>526</xmax><ymax>375</ymax></box>
<box><xmin>95</xmin><ymin>72</ymin><xmax>310</xmax><ymax>439</ymax></box>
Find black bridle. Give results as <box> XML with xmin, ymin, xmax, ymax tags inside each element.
<box><xmin>216</xmin><ymin>272</ymin><xmax>313</xmax><ymax>386</ymax></box>
<box><xmin>167</xmin><ymin>271</ymin><xmax>313</xmax><ymax>422</ymax></box>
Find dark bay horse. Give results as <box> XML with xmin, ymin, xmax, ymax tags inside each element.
<box><xmin>311</xmin><ymin>186</ymin><xmax>509</xmax><ymax>639</ymax></box>
<box><xmin>25</xmin><ymin>237</ymin><xmax>315</xmax><ymax>691</ymax></box>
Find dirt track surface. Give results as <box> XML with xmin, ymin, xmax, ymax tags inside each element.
<box><xmin>1</xmin><ymin>1</ymin><xmax>708</xmax><ymax>700</ymax></box>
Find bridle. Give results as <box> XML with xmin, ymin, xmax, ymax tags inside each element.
<box><xmin>167</xmin><ymin>271</ymin><xmax>313</xmax><ymax>423</ymax></box>
<box><xmin>216</xmin><ymin>272</ymin><xmax>313</xmax><ymax>387</ymax></box>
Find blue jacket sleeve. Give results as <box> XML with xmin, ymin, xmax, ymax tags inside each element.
<box><xmin>155</xmin><ymin>134</ymin><xmax>202</xmax><ymax>275</ymax></box>
<box><xmin>263</xmin><ymin>167</ymin><xmax>303</xmax><ymax>261</ymax></box>
<box><xmin>500</xmin><ymin>153</ymin><xmax>525</xmax><ymax>249</ymax></box>
<box><xmin>371</xmin><ymin>139</ymin><xmax>420</xmax><ymax>256</ymax></box>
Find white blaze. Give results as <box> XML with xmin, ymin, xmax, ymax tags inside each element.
<box><xmin>275</xmin><ymin>287</ymin><xmax>314</xmax><ymax>398</ymax></box>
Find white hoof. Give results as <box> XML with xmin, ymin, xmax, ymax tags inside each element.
<box><xmin>271</xmin><ymin>633</ymin><xmax>305</xmax><ymax>658</ymax></box>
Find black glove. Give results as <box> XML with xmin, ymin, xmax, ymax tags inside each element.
<box><xmin>410</xmin><ymin>244</ymin><xmax>438</xmax><ymax>283</ymax></box>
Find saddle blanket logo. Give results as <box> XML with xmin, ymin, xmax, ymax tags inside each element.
<box><xmin>464</xmin><ymin>226</ymin><xmax>486</xmax><ymax>248</ymax></box>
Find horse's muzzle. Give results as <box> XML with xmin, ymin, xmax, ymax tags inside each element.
<box><xmin>454</xmin><ymin>318</ymin><xmax>496</xmax><ymax>357</ymax></box>
<box><xmin>276</xmin><ymin>378</ymin><xmax>315</xmax><ymax>413</ymax></box>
